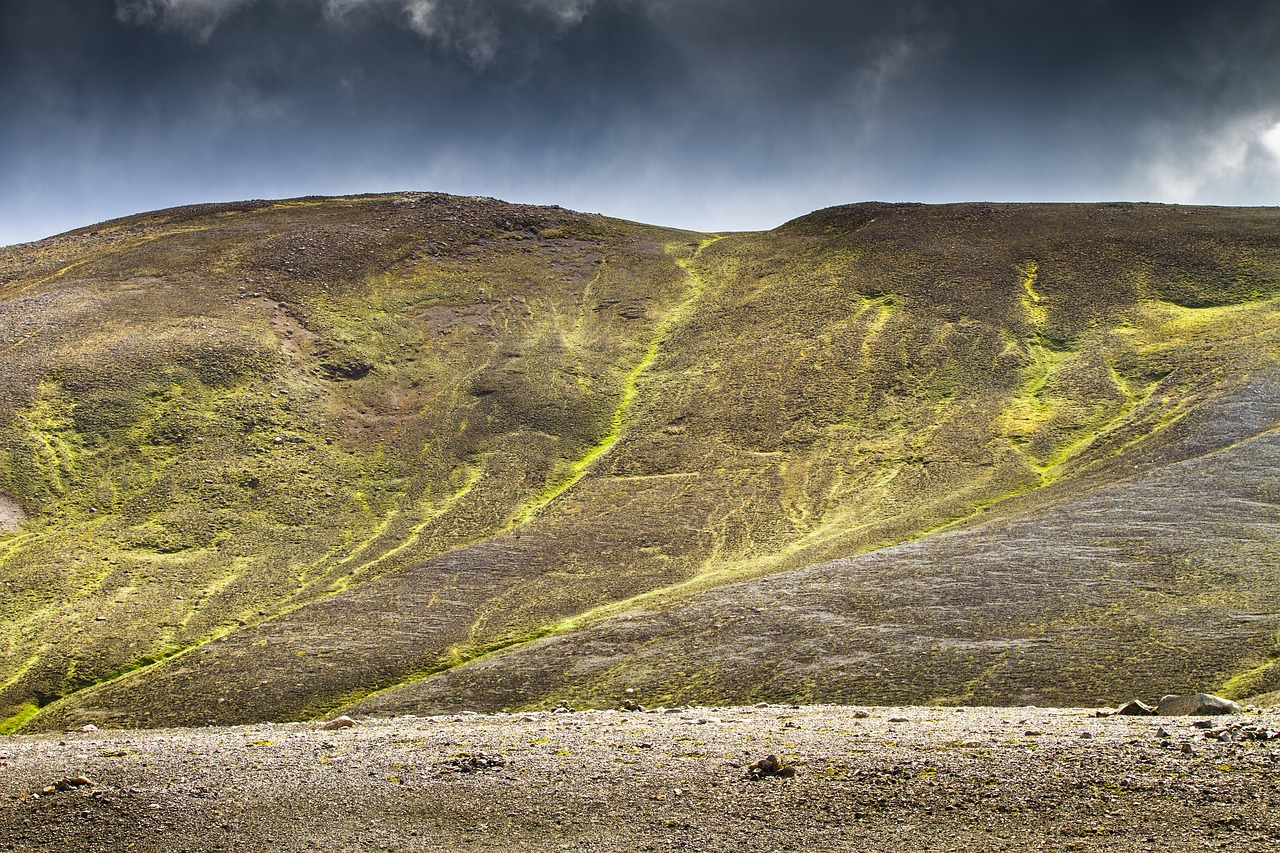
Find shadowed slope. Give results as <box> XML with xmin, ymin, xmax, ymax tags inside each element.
<box><xmin>3</xmin><ymin>198</ymin><xmax>1280</xmax><ymax>730</ymax></box>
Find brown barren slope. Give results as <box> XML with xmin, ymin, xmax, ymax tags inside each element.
<box><xmin>0</xmin><ymin>197</ymin><xmax>1278</xmax><ymax>731</ymax></box>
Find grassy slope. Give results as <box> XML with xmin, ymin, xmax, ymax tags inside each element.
<box><xmin>2</xmin><ymin>197</ymin><xmax>1279</xmax><ymax>730</ymax></box>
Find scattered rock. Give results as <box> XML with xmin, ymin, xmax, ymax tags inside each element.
<box><xmin>1155</xmin><ymin>726</ymin><xmax>1171</xmax><ymax>739</ymax></box>
<box><xmin>319</xmin><ymin>360</ymin><xmax>373</xmax><ymax>381</ymax></box>
<box><xmin>888</xmin><ymin>716</ymin><xmax>909</xmax><ymax>723</ymax></box>
<box><xmin>620</xmin><ymin>699</ymin><xmax>645</xmax><ymax>712</ymax></box>
<box><xmin>1156</xmin><ymin>694</ymin><xmax>1242</xmax><ymax>716</ymax></box>
<box><xmin>321</xmin><ymin>716</ymin><xmax>357</xmax><ymax>731</ymax></box>
<box><xmin>745</xmin><ymin>754</ymin><xmax>796</xmax><ymax>780</ymax></box>
<box><xmin>552</xmin><ymin>701</ymin><xmax>575</xmax><ymax>714</ymax></box>
<box><xmin>852</xmin><ymin>709</ymin><xmax>871</xmax><ymax>719</ymax></box>
<box><xmin>441</xmin><ymin>753</ymin><xmax>506</xmax><ymax>773</ymax></box>
<box><xmin>1239</xmin><ymin>725</ymin><xmax>1280</xmax><ymax>741</ymax></box>
<box><xmin>41</xmin><ymin>776</ymin><xmax>94</xmax><ymax>795</ymax></box>
<box><xmin>1197</xmin><ymin>722</ymin><xmax>1280</xmax><ymax>742</ymax></box>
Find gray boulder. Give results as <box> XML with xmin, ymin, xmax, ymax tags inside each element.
<box><xmin>1115</xmin><ymin>699</ymin><xmax>1156</xmax><ymax>716</ymax></box>
<box><xmin>1155</xmin><ymin>693</ymin><xmax>1242</xmax><ymax>716</ymax></box>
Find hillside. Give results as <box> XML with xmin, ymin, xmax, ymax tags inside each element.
<box><xmin>1</xmin><ymin>194</ymin><xmax>1278</xmax><ymax>732</ymax></box>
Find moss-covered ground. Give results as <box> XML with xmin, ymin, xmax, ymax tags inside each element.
<box><xmin>2</xmin><ymin>197</ymin><xmax>1279</xmax><ymax>729</ymax></box>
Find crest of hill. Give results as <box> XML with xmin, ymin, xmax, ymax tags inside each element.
<box><xmin>0</xmin><ymin>194</ymin><xmax>1278</xmax><ymax>732</ymax></box>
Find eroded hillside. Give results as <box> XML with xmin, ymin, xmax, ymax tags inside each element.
<box><xmin>1</xmin><ymin>196</ymin><xmax>1278</xmax><ymax>731</ymax></box>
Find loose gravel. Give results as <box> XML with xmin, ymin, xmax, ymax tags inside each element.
<box><xmin>2</xmin><ymin>705</ymin><xmax>1278</xmax><ymax>851</ymax></box>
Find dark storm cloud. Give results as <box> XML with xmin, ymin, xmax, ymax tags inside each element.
<box><xmin>2</xmin><ymin>0</ymin><xmax>1279</xmax><ymax>245</ymax></box>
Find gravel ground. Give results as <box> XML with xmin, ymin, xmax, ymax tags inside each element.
<box><xmin>1</xmin><ymin>705</ymin><xmax>1278</xmax><ymax>852</ymax></box>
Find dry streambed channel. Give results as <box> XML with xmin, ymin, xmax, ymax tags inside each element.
<box><xmin>1</xmin><ymin>705</ymin><xmax>1278</xmax><ymax>851</ymax></box>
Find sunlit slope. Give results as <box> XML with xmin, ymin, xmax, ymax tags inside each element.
<box><xmin>350</xmin><ymin>370</ymin><xmax>1280</xmax><ymax>713</ymax></box>
<box><xmin>0</xmin><ymin>194</ymin><xmax>699</xmax><ymax>730</ymax></box>
<box><xmin>3</xmin><ymin>199</ymin><xmax>1279</xmax><ymax>730</ymax></box>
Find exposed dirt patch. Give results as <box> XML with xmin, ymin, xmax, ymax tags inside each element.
<box><xmin>0</xmin><ymin>494</ymin><xmax>25</xmax><ymax>532</ymax></box>
<box><xmin>1</xmin><ymin>705</ymin><xmax>1278</xmax><ymax>851</ymax></box>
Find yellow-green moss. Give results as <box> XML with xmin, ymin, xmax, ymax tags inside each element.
<box><xmin>0</xmin><ymin>703</ymin><xmax>39</xmax><ymax>735</ymax></box>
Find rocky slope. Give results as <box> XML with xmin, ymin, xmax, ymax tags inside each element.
<box><xmin>0</xmin><ymin>195</ymin><xmax>1278</xmax><ymax>731</ymax></box>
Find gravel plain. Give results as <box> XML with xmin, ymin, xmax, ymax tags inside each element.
<box><xmin>1</xmin><ymin>704</ymin><xmax>1278</xmax><ymax>852</ymax></box>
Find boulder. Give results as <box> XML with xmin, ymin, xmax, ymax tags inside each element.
<box><xmin>1114</xmin><ymin>699</ymin><xmax>1156</xmax><ymax>716</ymax></box>
<box><xmin>1156</xmin><ymin>693</ymin><xmax>1242</xmax><ymax>716</ymax></box>
<box><xmin>320</xmin><ymin>715</ymin><xmax>357</xmax><ymax>730</ymax></box>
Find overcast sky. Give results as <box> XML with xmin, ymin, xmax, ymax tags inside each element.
<box><xmin>3</xmin><ymin>0</ymin><xmax>1280</xmax><ymax>245</ymax></box>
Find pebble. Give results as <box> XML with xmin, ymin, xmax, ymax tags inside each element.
<box><xmin>40</xmin><ymin>776</ymin><xmax>94</xmax><ymax>795</ymax></box>
<box><xmin>745</xmin><ymin>754</ymin><xmax>796</xmax><ymax>780</ymax></box>
<box><xmin>441</xmin><ymin>753</ymin><xmax>507</xmax><ymax>773</ymax></box>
